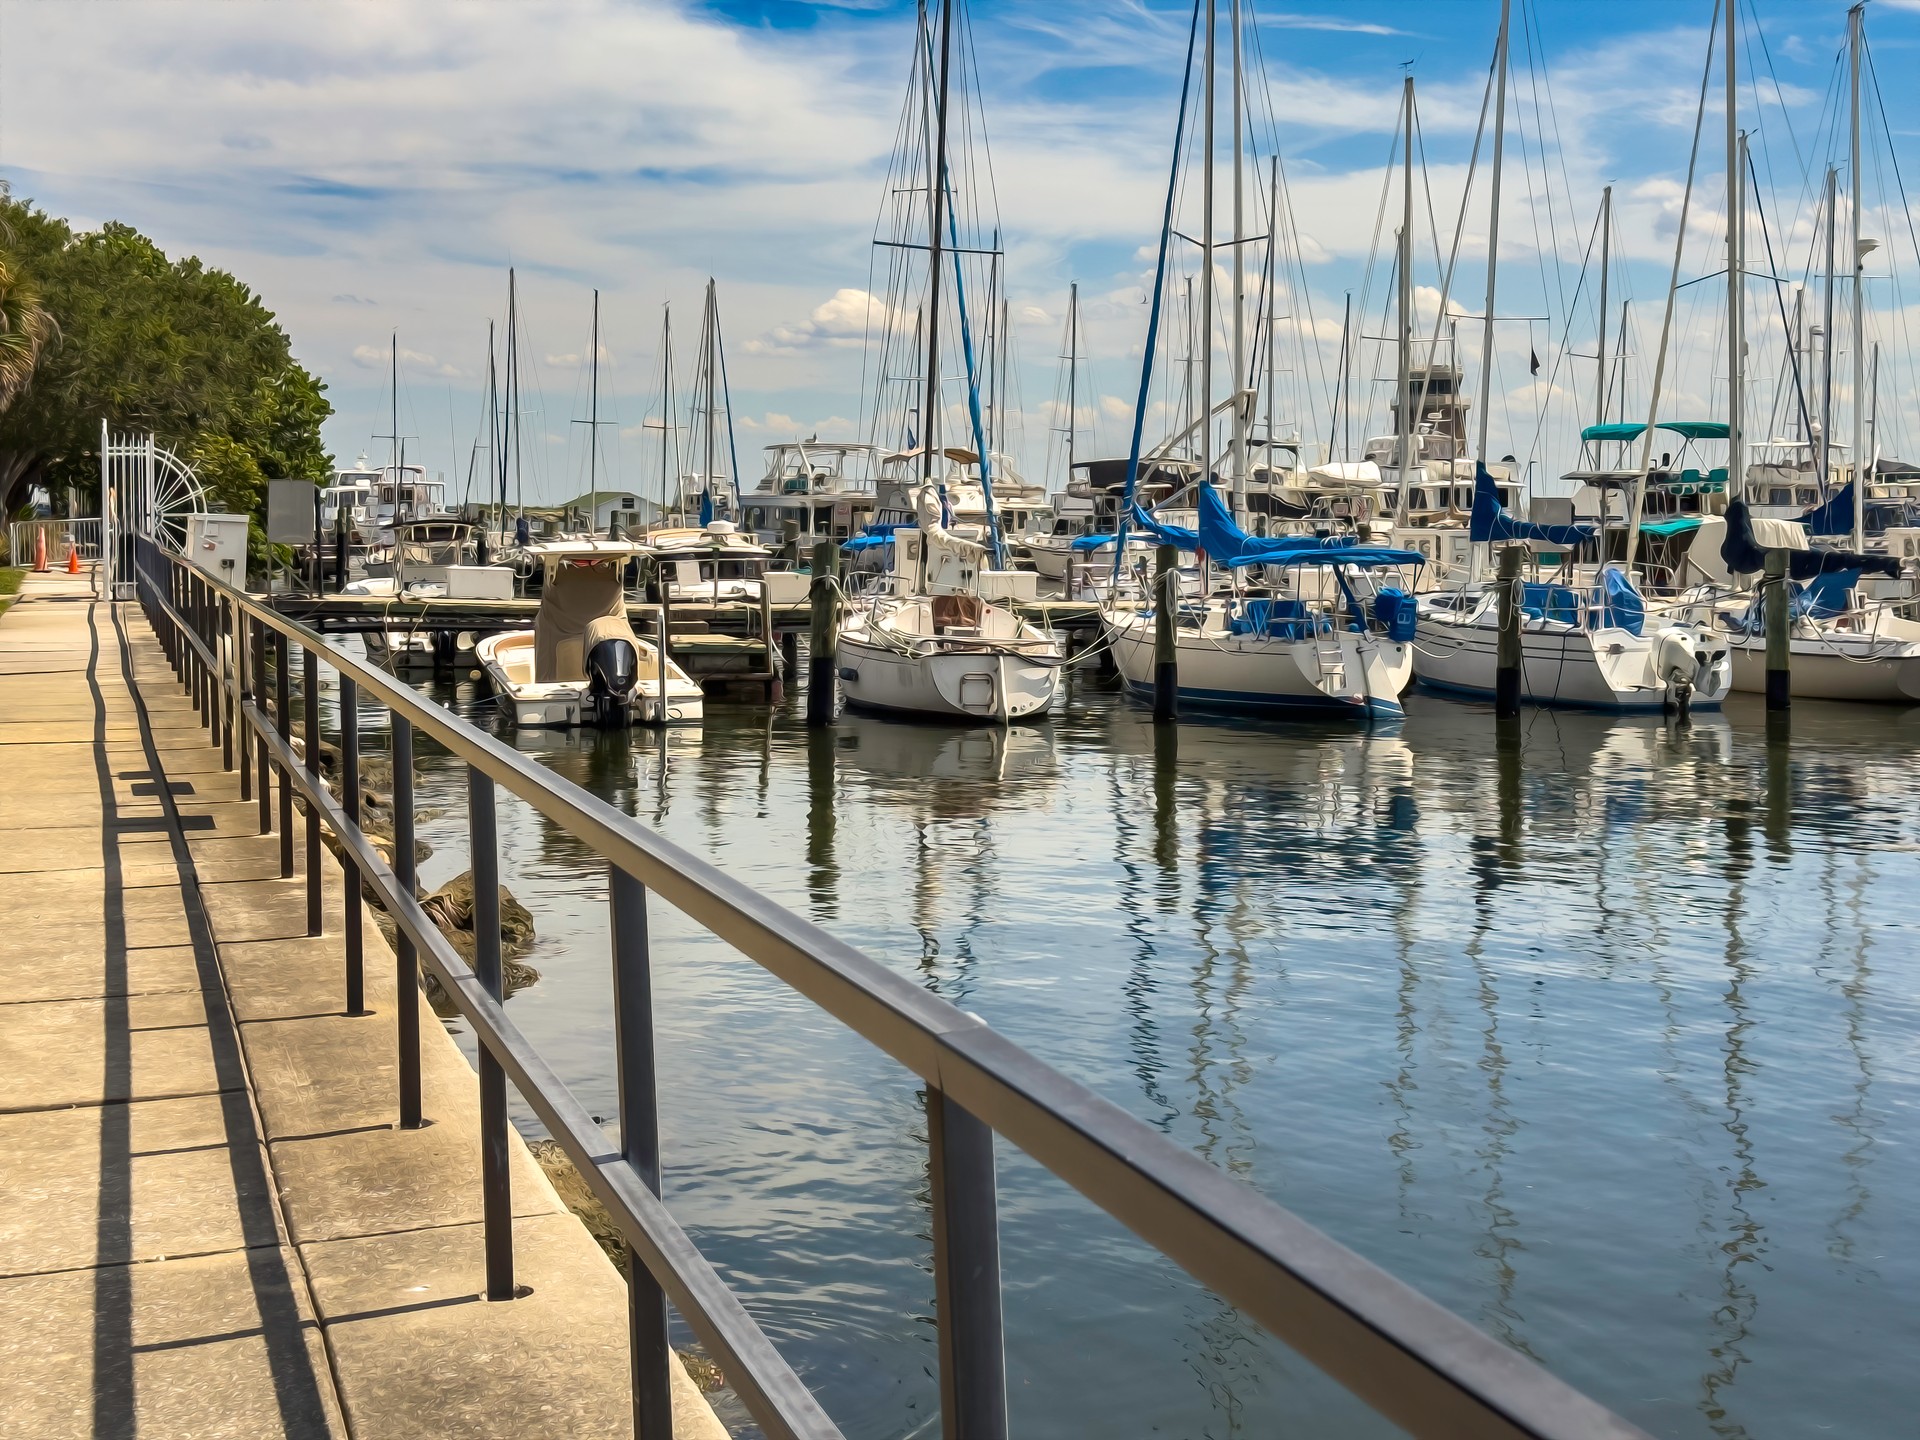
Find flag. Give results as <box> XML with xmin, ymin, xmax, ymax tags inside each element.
<box><xmin>1529</xmin><ymin>349</ymin><xmax>1540</xmax><ymax>376</ymax></box>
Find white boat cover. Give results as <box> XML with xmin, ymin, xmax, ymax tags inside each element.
<box><xmin>1746</xmin><ymin>515</ymin><xmax>1811</xmax><ymax>551</ymax></box>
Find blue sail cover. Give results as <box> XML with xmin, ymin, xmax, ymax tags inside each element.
<box><xmin>1195</xmin><ymin>485</ymin><xmax>1422</xmax><ymax>568</ymax></box>
<box><xmin>1129</xmin><ymin>502</ymin><xmax>1199</xmax><ymax>549</ymax></box>
<box><xmin>1597</xmin><ymin>565</ymin><xmax>1645</xmax><ymax>636</ymax></box>
<box><xmin>1721</xmin><ymin>500</ymin><xmax>1899</xmax><ymax>579</ymax></box>
<box><xmin>699</xmin><ymin>491</ymin><xmax>715</xmax><ymax>527</ymax></box>
<box><xmin>1469</xmin><ymin>463</ymin><xmax>1595</xmax><ymax>546</ymax></box>
<box><xmin>1797</xmin><ymin>482</ymin><xmax>1853</xmax><ymax>536</ymax></box>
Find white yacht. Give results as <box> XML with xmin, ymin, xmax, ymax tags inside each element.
<box><xmin>737</xmin><ymin>440</ymin><xmax>881</xmax><ymax>548</ymax></box>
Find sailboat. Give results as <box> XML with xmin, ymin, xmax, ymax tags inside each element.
<box><xmin>1408</xmin><ymin>0</ymin><xmax>1730</xmax><ymax>713</ymax></box>
<box><xmin>837</xmin><ymin>0</ymin><xmax>1062</xmax><ymax>724</ymax></box>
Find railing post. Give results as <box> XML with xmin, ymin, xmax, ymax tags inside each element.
<box><xmin>468</xmin><ymin>768</ymin><xmax>515</xmax><ymax>1300</ymax></box>
<box><xmin>927</xmin><ymin>1088</ymin><xmax>1009</xmax><ymax>1440</ymax></box>
<box><xmin>303</xmin><ymin>644</ymin><xmax>324</xmax><ymax>937</ymax></box>
<box><xmin>219</xmin><ymin>595</ymin><xmax>235</xmax><ymax>772</ymax></box>
<box><xmin>339</xmin><ymin>677</ymin><xmax>367</xmax><ymax>1016</ymax></box>
<box><xmin>610</xmin><ymin>867</ymin><xmax>672</xmax><ymax>1437</ymax></box>
<box><xmin>253</xmin><ymin>616</ymin><xmax>271</xmax><ymax>835</ymax></box>
<box><xmin>236</xmin><ymin>604</ymin><xmax>252</xmax><ymax>804</ymax></box>
<box><xmin>275</xmin><ymin>631</ymin><xmax>294</xmax><ymax>877</ymax></box>
<box><xmin>392</xmin><ymin>716</ymin><xmax>422</xmax><ymax>1129</ymax></box>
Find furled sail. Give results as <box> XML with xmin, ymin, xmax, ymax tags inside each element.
<box><xmin>1469</xmin><ymin>463</ymin><xmax>1594</xmax><ymax>546</ymax></box>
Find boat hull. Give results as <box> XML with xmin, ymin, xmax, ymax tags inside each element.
<box><xmin>474</xmin><ymin>633</ymin><xmax>703</xmax><ymax>728</ymax></box>
<box><xmin>837</xmin><ymin>634</ymin><xmax>1058</xmax><ymax>723</ymax></box>
<box><xmin>1413</xmin><ymin>616</ymin><xmax>1731</xmax><ymax>711</ymax></box>
<box><xmin>1104</xmin><ymin>613</ymin><xmax>1411</xmax><ymax>719</ymax></box>
<box><xmin>1725</xmin><ymin>636</ymin><xmax>1920</xmax><ymax>702</ymax></box>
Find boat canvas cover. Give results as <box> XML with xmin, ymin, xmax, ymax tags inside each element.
<box><xmin>1719</xmin><ymin>500</ymin><xmax>1899</xmax><ymax>580</ymax></box>
<box><xmin>534</xmin><ymin>561</ymin><xmax>631</xmax><ymax>683</ymax></box>
<box><xmin>1796</xmin><ymin>482</ymin><xmax>1854</xmax><ymax>536</ymax></box>
<box><xmin>1195</xmin><ymin>485</ymin><xmax>1422</xmax><ymax>568</ymax></box>
<box><xmin>1128</xmin><ymin>502</ymin><xmax>1199</xmax><ymax>549</ymax></box>
<box><xmin>1469</xmin><ymin>464</ymin><xmax>1595</xmax><ymax>546</ymax></box>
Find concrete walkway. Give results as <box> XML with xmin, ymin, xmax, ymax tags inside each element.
<box><xmin>0</xmin><ymin>571</ymin><xmax>722</xmax><ymax>1438</ymax></box>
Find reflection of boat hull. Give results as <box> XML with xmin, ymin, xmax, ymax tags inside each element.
<box><xmin>837</xmin><ymin>634</ymin><xmax>1057</xmax><ymax>723</ymax></box>
<box><xmin>1413</xmin><ymin>616</ymin><xmax>1731</xmax><ymax>711</ymax></box>
<box><xmin>1104</xmin><ymin>612</ymin><xmax>1410</xmax><ymax>719</ymax></box>
<box><xmin>475</xmin><ymin>631</ymin><xmax>703</xmax><ymax>727</ymax></box>
<box><xmin>364</xmin><ymin>630</ymin><xmax>473</xmax><ymax>672</ymax></box>
<box><xmin>837</xmin><ymin>713</ymin><xmax>1056</xmax><ymax>784</ymax></box>
<box><xmin>1725</xmin><ymin>635</ymin><xmax>1920</xmax><ymax>702</ymax></box>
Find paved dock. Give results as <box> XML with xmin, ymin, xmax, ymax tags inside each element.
<box><xmin>0</xmin><ymin>570</ymin><xmax>723</xmax><ymax>1438</ymax></box>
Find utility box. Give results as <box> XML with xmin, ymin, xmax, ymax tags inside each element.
<box><xmin>184</xmin><ymin>513</ymin><xmax>250</xmax><ymax>584</ymax></box>
<box><xmin>444</xmin><ymin>565</ymin><xmax>515</xmax><ymax>600</ymax></box>
<box><xmin>266</xmin><ymin>479</ymin><xmax>320</xmax><ymax>546</ymax></box>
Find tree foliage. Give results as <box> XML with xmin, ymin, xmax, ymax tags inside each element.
<box><xmin>0</xmin><ymin>187</ymin><xmax>332</xmax><ymax>526</ymax></box>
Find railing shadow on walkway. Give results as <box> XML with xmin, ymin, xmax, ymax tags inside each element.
<box><xmin>134</xmin><ymin>537</ymin><xmax>1651</xmax><ymax>1440</ymax></box>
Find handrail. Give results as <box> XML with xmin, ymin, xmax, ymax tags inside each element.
<box><xmin>132</xmin><ymin>538</ymin><xmax>1651</xmax><ymax>1440</ymax></box>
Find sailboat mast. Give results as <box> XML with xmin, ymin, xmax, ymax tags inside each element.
<box><xmin>1395</xmin><ymin>75</ymin><xmax>1413</xmax><ymax>526</ymax></box>
<box><xmin>1595</xmin><ymin>185</ymin><xmax>1611</xmax><ymax>428</ymax></box>
<box><xmin>486</xmin><ymin>321</ymin><xmax>498</xmax><ymax>536</ymax></box>
<box><xmin>920</xmin><ymin>0</ymin><xmax>953</xmax><ymax>490</ymax></box>
<box><xmin>1264</xmin><ymin>155</ymin><xmax>1279</xmax><ymax>465</ymax></box>
<box><xmin>508</xmin><ymin>268</ymin><xmax>523</xmax><ymax>523</ymax></box>
<box><xmin>588</xmin><ymin>288</ymin><xmax>600</xmax><ymax>531</ymax></box>
<box><xmin>1849</xmin><ymin>0</ymin><xmax>1868</xmax><ymax>549</ymax></box>
<box><xmin>1229</xmin><ymin>0</ymin><xmax>1247</xmax><ymax>527</ymax></box>
<box><xmin>389</xmin><ymin>332</ymin><xmax>399</xmax><ymax>520</ymax></box>
<box><xmin>1066</xmin><ymin>282</ymin><xmax>1078</xmax><ymax>479</ymax></box>
<box><xmin>1821</xmin><ymin>165</ymin><xmax>1837</xmax><ymax>496</ymax></box>
<box><xmin>1724</xmin><ymin>0</ymin><xmax>1742</xmax><ymax>504</ymax></box>
<box><xmin>1470</xmin><ymin>0</ymin><xmax>1510</xmax><ymax>584</ymax></box>
<box><xmin>705</xmin><ymin>278</ymin><xmax>719</xmax><ymax>509</ymax></box>
<box><xmin>1199</xmin><ymin>0</ymin><xmax>1216</xmax><ymax>502</ymax></box>
<box><xmin>659</xmin><ymin>305</ymin><xmax>673</xmax><ymax>521</ymax></box>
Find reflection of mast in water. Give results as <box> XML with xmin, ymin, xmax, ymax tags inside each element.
<box><xmin>1459</xmin><ymin>716</ymin><xmax>1539</xmax><ymax>1361</ymax></box>
<box><xmin>803</xmin><ymin>727</ymin><xmax>838</xmax><ymax>923</ymax></box>
<box><xmin>1109</xmin><ymin>733</ymin><xmax>1175</xmax><ymax>1124</ymax></box>
<box><xmin>1822</xmin><ymin>788</ymin><xmax>1879</xmax><ymax>1268</ymax></box>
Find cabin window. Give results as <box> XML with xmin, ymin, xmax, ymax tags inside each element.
<box><xmin>1768</xmin><ymin>487</ymin><xmax>1791</xmax><ymax>506</ymax></box>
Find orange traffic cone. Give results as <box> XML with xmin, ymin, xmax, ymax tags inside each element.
<box><xmin>66</xmin><ymin>542</ymin><xmax>81</xmax><ymax>575</ymax></box>
<box><xmin>32</xmin><ymin>527</ymin><xmax>47</xmax><ymax>572</ymax></box>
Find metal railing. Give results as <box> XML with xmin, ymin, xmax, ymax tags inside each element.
<box><xmin>130</xmin><ymin>536</ymin><xmax>1650</xmax><ymax>1440</ymax></box>
<box><xmin>8</xmin><ymin>516</ymin><xmax>102</xmax><ymax>568</ymax></box>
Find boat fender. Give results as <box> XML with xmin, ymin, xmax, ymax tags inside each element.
<box><xmin>838</xmin><ymin>666</ymin><xmax>861</xmax><ymax>682</ymax></box>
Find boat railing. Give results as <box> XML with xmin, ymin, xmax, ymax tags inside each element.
<box><xmin>127</xmin><ymin>532</ymin><xmax>1651</xmax><ymax>1440</ymax></box>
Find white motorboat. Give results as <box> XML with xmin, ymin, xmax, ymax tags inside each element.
<box><xmin>476</xmin><ymin>542</ymin><xmax>702</xmax><ymax>727</ymax></box>
<box><xmin>643</xmin><ymin>520</ymin><xmax>807</xmax><ymax>605</ymax></box>
<box><xmin>344</xmin><ymin>518</ymin><xmax>489</xmax><ymax>671</ymax></box>
<box><xmin>838</xmin><ymin>488</ymin><xmax>1061</xmax><ymax>724</ymax></box>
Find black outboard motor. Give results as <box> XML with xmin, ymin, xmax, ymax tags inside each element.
<box><xmin>586</xmin><ymin>636</ymin><xmax>639</xmax><ymax>724</ymax></box>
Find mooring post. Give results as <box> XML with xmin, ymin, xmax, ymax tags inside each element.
<box><xmin>780</xmin><ymin>517</ymin><xmax>802</xmax><ymax>568</ymax></box>
<box><xmin>1495</xmin><ymin>545</ymin><xmax>1523</xmax><ymax>719</ymax></box>
<box><xmin>759</xmin><ymin>580</ymin><xmax>780</xmax><ymax>703</ymax></box>
<box><xmin>1764</xmin><ymin>548</ymin><xmax>1790</xmax><ymax>712</ymax></box>
<box><xmin>807</xmin><ymin>540</ymin><xmax>839</xmax><ymax>727</ymax></box>
<box><xmin>1152</xmin><ymin>544</ymin><xmax>1178</xmax><ymax>722</ymax></box>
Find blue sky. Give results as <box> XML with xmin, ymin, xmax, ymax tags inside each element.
<box><xmin>1</xmin><ymin>0</ymin><xmax>1914</xmax><ymax>500</ymax></box>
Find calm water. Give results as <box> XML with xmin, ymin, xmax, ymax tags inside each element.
<box><xmin>372</xmin><ymin>659</ymin><xmax>1920</xmax><ymax>1440</ymax></box>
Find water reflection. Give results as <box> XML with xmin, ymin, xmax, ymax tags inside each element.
<box><xmin>400</xmin><ymin>670</ymin><xmax>1920</xmax><ymax>1440</ymax></box>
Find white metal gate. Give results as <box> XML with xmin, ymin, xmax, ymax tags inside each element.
<box><xmin>100</xmin><ymin>425</ymin><xmax>208</xmax><ymax>598</ymax></box>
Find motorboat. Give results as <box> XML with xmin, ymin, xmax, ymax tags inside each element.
<box><xmin>475</xmin><ymin>542</ymin><xmax>702</xmax><ymax>727</ymax></box>
<box><xmin>838</xmin><ymin>486</ymin><xmax>1062</xmax><ymax>724</ymax></box>
<box><xmin>643</xmin><ymin>520</ymin><xmax>808</xmax><ymax>606</ymax></box>
<box><xmin>344</xmin><ymin>517</ymin><xmax>488</xmax><ymax>671</ymax></box>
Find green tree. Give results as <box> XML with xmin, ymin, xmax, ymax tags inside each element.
<box><xmin>0</xmin><ymin>187</ymin><xmax>331</xmax><ymax>530</ymax></box>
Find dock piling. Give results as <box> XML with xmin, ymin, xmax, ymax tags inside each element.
<box><xmin>807</xmin><ymin>540</ymin><xmax>839</xmax><ymax>727</ymax></box>
<box><xmin>1764</xmin><ymin>548</ymin><xmax>1791</xmax><ymax>711</ymax></box>
<box><xmin>1495</xmin><ymin>545</ymin><xmax>1522</xmax><ymax>719</ymax></box>
<box><xmin>1153</xmin><ymin>544</ymin><xmax>1178</xmax><ymax>722</ymax></box>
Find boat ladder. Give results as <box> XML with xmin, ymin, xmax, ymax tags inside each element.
<box><xmin>1312</xmin><ymin>630</ymin><xmax>1347</xmax><ymax>689</ymax></box>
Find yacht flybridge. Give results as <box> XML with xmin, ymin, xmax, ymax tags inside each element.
<box><xmin>476</xmin><ymin>542</ymin><xmax>701</xmax><ymax>728</ymax></box>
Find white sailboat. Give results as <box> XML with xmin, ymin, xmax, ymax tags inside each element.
<box><xmin>476</xmin><ymin>542</ymin><xmax>702</xmax><ymax>727</ymax></box>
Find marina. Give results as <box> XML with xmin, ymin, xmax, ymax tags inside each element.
<box><xmin>7</xmin><ymin>0</ymin><xmax>1920</xmax><ymax>1437</ymax></box>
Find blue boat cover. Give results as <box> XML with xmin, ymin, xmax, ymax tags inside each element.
<box><xmin>1596</xmin><ymin>565</ymin><xmax>1645</xmax><ymax>636</ymax></box>
<box><xmin>1129</xmin><ymin>502</ymin><xmax>1199</xmax><ymax>549</ymax></box>
<box><xmin>1796</xmin><ymin>482</ymin><xmax>1853</xmax><ymax>536</ymax></box>
<box><xmin>1469</xmin><ymin>463</ymin><xmax>1595</xmax><ymax>546</ymax></box>
<box><xmin>1194</xmin><ymin>484</ymin><xmax>1423</xmax><ymax>568</ymax></box>
<box><xmin>1374</xmin><ymin>587</ymin><xmax>1418</xmax><ymax>641</ymax></box>
<box><xmin>1797</xmin><ymin>569</ymin><xmax>1858</xmax><ymax>619</ymax></box>
<box><xmin>699</xmin><ymin>492</ymin><xmax>715</xmax><ymax>527</ymax></box>
<box><xmin>1068</xmin><ymin>532</ymin><xmax>1119</xmax><ymax>552</ymax></box>
<box><xmin>1720</xmin><ymin>500</ymin><xmax>1899</xmax><ymax>579</ymax></box>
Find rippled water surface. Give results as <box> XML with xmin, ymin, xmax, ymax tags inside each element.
<box><xmin>377</xmin><ymin>660</ymin><xmax>1920</xmax><ymax>1440</ymax></box>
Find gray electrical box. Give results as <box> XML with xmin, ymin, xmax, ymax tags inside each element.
<box><xmin>266</xmin><ymin>479</ymin><xmax>320</xmax><ymax>545</ymax></box>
